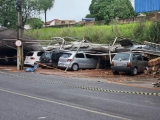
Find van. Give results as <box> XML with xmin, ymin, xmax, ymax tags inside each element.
<box><xmin>111</xmin><ymin>52</ymin><xmax>148</xmax><ymax>75</ymax></box>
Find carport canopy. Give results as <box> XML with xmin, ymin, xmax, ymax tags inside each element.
<box><xmin>0</xmin><ymin>27</ymin><xmax>43</xmax><ymax>55</ymax></box>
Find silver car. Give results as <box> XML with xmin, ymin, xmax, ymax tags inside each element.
<box><xmin>58</xmin><ymin>51</ymin><xmax>97</xmax><ymax>71</ymax></box>
<box><xmin>111</xmin><ymin>52</ymin><xmax>148</xmax><ymax>75</ymax></box>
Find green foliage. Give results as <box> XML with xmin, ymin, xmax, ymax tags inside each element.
<box><xmin>0</xmin><ymin>0</ymin><xmax>17</xmax><ymax>29</ymax></box>
<box><xmin>26</xmin><ymin>18</ymin><xmax>44</xmax><ymax>29</ymax></box>
<box><xmin>132</xmin><ymin>22</ymin><xmax>146</xmax><ymax>42</ymax></box>
<box><xmin>25</xmin><ymin>21</ymin><xmax>160</xmax><ymax>44</ymax></box>
<box><xmin>0</xmin><ymin>0</ymin><xmax>54</xmax><ymax>29</ymax></box>
<box><xmin>89</xmin><ymin>0</ymin><xmax>135</xmax><ymax>23</ymax></box>
<box><xmin>38</xmin><ymin>0</ymin><xmax>54</xmax><ymax>24</ymax></box>
<box><xmin>85</xmin><ymin>14</ymin><xmax>94</xmax><ymax>18</ymax></box>
<box><xmin>147</xmin><ymin>22</ymin><xmax>160</xmax><ymax>43</ymax></box>
<box><xmin>38</xmin><ymin>0</ymin><xmax>54</xmax><ymax>11</ymax></box>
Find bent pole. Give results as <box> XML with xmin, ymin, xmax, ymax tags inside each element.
<box><xmin>64</xmin><ymin>39</ymin><xmax>85</xmax><ymax>72</ymax></box>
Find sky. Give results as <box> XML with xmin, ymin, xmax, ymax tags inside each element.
<box><xmin>40</xmin><ymin>0</ymin><xmax>92</xmax><ymax>22</ymax></box>
<box><xmin>129</xmin><ymin>0</ymin><xmax>134</xmax><ymax>8</ymax></box>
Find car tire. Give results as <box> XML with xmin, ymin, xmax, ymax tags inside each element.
<box><xmin>112</xmin><ymin>70</ymin><xmax>119</xmax><ymax>75</ymax></box>
<box><xmin>71</xmin><ymin>63</ymin><xmax>79</xmax><ymax>71</ymax></box>
<box><xmin>131</xmin><ymin>67</ymin><xmax>138</xmax><ymax>76</ymax></box>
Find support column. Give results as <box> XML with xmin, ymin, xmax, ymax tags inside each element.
<box><xmin>17</xmin><ymin>0</ymin><xmax>23</xmax><ymax>70</ymax></box>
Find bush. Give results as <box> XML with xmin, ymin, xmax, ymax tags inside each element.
<box><xmin>25</xmin><ymin>21</ymin><xmax>160</xmax><ymax>44</ymax></box>
<box><xmin>147</xmin><ymin>22</ymin><xmax>160</xmax><ymax>43</ymax></box>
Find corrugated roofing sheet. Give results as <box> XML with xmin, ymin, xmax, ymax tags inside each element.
<box><xmin>0</xmin><ymin>27</ymin><xmax>43</xmax><ymax>52</ymax></box>
<box><xmin>134</xmin><ymin>0</ymin><xmax>160</xmax><ymax>13</ymax></box>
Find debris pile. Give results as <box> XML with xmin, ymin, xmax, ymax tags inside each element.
<box><xmin>148</xmin><ymin>57</ymin><xmax>160</xmax><ymax>78</ymax></box>
<box><xmin>146</xmin><ymin>57</ymin><xmax>160</xmax><ymax>87</ymax></box>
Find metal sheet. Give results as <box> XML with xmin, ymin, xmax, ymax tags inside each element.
<box><xmin>134</xmin><ymin>0</ymin><xmax>160</xmax><ymax>13</ymax></box>
<box><xmin>0</xmin><ymin>27</ymin><xmax>43</xmax><ymax>53</ymax></box>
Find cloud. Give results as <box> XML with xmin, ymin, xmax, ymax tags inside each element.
<box><xmin>40</xmin><ymin>0</ymin><xmax>92</xmax><ymax>22</ymax></box>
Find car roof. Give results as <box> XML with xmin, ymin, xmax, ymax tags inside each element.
<box><xmin>116</xmin><ymin>52</ymin><xmax>142</xmax><ymax>54</ymax></box>
<box><xmin>63</xmin><ymin>51</ymin><xmax>85</xmax><ymax>54</ymax></box>
<box><xmin>28</xmin><ymin>51</ymin><xmax>44</xmax><ymax>53</ymax></box>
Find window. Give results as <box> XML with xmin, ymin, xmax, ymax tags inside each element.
<box><xmin>86</xmin><ymin>54</ymin><xmax>93</xmax><ymax>59</ymax></box>
<box><xmin>113</xmin><ymin>53</ymin><xmax>130</xmax><ymax>61</ymax></box>
<box><xmin>61</xmin><ymin>53</ymin><xmax>72</xmax><ymax>58</ymax></box>
<box><xmin>40</xmin><ymin>53</ymin><xmax>45</xmax><ymax>59</ymax></box>
<box><xmin>55</xmin><ymin>53</ymin><xmax>63</xmax><ymax>59</ymax></box>
<box><xmin>133</xmin><ymin>54</ymin><xmax>142</xmax><ymax>60</ymax></box>
<box><xmin>37</xmin><ymin>52</ymin><xmax>44</xmax><ymax>56</ymax></box>
<box><xmin>76</xmin><ymin>53</ymin><xmax>85</xmax><ymax>58</ymax></box>
<box><xmin>142</xmin><ymin>56</ymin><xmax>148</xmax><ymax>61</ymax></box>
<box><xmin>45</xmin><ymin>52</ymin><xmax>51</xmax><ymax>59</ymax></box>
<box><xmin>26</xmin><ymin>52</ymin><xmax>33</xmax><ymax>56</ymax></box>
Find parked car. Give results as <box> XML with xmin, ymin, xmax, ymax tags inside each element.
<box><xmin>24</xmin><ymin>51</ymin><xmax>44</xmax><ymax>66</ymax></box>
<box><xmin>111</xmin><ymin>52</ymin><xmax>148</xmax><ymax>75</ymax></box>
<box><xmin>40</xmin><ymin>50</ymin><xmax>66</xmax><ymax>68</ymax></box>
<box><xmin>58</xmin><ymin>51</ymin><xmax>98</xmax><ymax>71</ymax></box>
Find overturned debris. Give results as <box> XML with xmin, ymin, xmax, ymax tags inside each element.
<box><xmin>152</xmin><ymin>81</ymin><xmax>160</xmax><ymax>87</ymax></box>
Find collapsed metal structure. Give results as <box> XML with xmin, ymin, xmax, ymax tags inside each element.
<box><xmin>0</xmin><ymin>27</ymin><xmax>43</xmax><ymax>54</ymax></box>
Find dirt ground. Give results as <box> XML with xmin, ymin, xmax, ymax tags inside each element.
<box><xmin>34</xmin><ymin>68</ymin><xmax>160</xmax><ymax>83</ymax></box>
<box><xmin>1</xmin><ymin>65</ymin><xmax>160</xmax><ymax>89</ymax></box>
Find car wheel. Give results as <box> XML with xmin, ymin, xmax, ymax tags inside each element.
<box><xmin>131</xmin><ymin>67</ymin><xmax>138</xmax><ymax>76</ymax></box>
<box><xmin>71</xmin><ymin>63</ymin><xmax>79</xmax><ymax>71</ymax></box>
<box><xmin>112</xmin><ymin>70</ymin><xmax>119</xmax><ymax>75</ymax></box>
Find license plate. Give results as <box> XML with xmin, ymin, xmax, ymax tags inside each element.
<box><xmin>116</xmin><ymin>64</ymin><xmax>126</xmax><ymax>66</ymax></box>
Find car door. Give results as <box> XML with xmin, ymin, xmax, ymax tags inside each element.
<box><xmin>75</xmin><ymin>53</ymin><xmax>87</xmax><ymax>68</ymax></box>
<box><xmin>134</xmin><ymin>54</ymin><xmax>144</xmax><ymax>72</ymax></box>
<box><xmin>40</xmin><ymin>52</ymin><xmax>51</xmax><ymax>63</ymax></box>
<box><xmin>36</xmin><ymin>52</ymin><xmax>44</xmax><ymax>62</ymax></box>
<box><xmin>85</xmin><ymin>54</ymin><xmax>97</xmax><ymax>68</ymax></box>
<box><xmin>52</xmin><ymin>52</ymin><xmax>63</xmax><ymax>65</ymax></box>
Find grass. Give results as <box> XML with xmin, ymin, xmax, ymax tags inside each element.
<box><xmin>25</xmin><ymin>21</ymin><xmax>160</xmax><ymax>44</ymax></box>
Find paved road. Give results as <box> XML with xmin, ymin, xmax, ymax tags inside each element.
<box><xmin>0</xmin><ymin>70</ymin><xmax>160</xmax><ymax>120</ymax></box>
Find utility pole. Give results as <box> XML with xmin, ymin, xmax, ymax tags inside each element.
<box><xmin>16</xmin><ymin>0</ymin><xmax>23</xmax><ymax>70</ymax></box>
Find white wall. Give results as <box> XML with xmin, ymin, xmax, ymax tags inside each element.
<box><xmin>24</xmin><ymin>25</ymin><xmax>31</xmax><ymax>30</ymax></box>
<box><xmin>50</xmin><ymin>21</ymin><xmax>55</xmax><ymax>26</ymax></box>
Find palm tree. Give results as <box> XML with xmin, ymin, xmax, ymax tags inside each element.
<box><xmin>39</xmin><ymin>0</ymin><xmax>54</xmax><ymax>26</ymax></box>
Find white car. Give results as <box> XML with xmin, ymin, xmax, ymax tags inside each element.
<box><xmin>24</xmin><ymin>51</ymin><xmax>44</xmax><ymax>66</ymax></box>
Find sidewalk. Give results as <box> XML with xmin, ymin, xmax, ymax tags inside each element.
<box><xmin>0</xmin><ymin>65</ymin><xmax>160</xmax><ymax>90</ymax></box>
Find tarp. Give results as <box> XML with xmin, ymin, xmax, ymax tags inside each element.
<box><xmin>26</xmin><ymin>64</ymin><xmax>38</xmax><ymax>72</ymax></box>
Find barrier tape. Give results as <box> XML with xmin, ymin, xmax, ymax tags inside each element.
<box><xmin>0</xmin><ymin>71</ymin><xmax>160</xmax><ymax>97</ymax></box>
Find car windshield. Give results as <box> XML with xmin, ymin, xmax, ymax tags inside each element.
<box><xmin>45</xmin><ymin>52</ymin><xmax>51</xmax><ymax>59</ymax></box>
<box><xmin>61</xmin><ymin>53</ymin><xmax>72</xmax><ymax>58</ymax></box>
<box><xmin>113</xmin><ymin>53</ymin><xmax>130</xmax><ymax>61</ymax></box>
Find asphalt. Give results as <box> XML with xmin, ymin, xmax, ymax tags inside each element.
<box><xmin>0</xmin><ymin>65</ymin><xmax>160</xmax><ymax>90</ymax></box>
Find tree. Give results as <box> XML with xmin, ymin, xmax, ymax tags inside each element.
<box><xmin>0</xmin><ymin>0</ymin><xmax>17</xmax><ymax>28</ymax></box>
<box><xmin>26</xmin><ymin>18</ymin><xmax>44</xmax><ymax>29</ymax></box>
<box><xmin>89</xmin><ymin>0</ymin><xmax>135</xmax><ymax>23</ymax></box>
<box><xmin>85</xmin><ymin>14</ymin><xmax>94</xmax><ymax>18</ymax></box>
<box><xmin>0</xmin><ymin>0</ymin><xmax>54</xmax><ymax>29</ymax></box>
<box><xmin>38</xmin><ymin>0</ymin><xmax>54</xmax><ymax>26</ymax></box>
